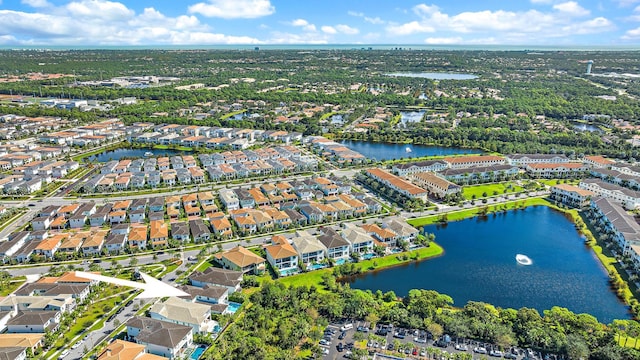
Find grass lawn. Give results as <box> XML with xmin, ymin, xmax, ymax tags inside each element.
<box><xmin>0</xmin><ymin>277</ymin><xmax>26</xmax><ymax>296</ymax></box>
<box><xmin>279</xmin><ymin>244</ymin><xmax>444</xmax><ymax>291</ymax></box>
<box><xmin>408</xmin><ymin>197</ymin><xmax>551</xmax><ymax>227</ymax></box>
<box><xmin>536</xmin><ymin>179</ymin><xmax>580</xmax><ymax>187</ymax></box>
<box><xmin>462</xmin><ymin>182</ymin><xmax>523</xmax><ymax>200</ymax></box>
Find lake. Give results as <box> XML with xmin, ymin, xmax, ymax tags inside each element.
<box><xmin>87</xmin><ymin>147</ymin><xmax>191</xmax><ymax>162</ymax></box>
<box><xmin>386</xmin><ymin>72</ymin><xmax>479</xmax><ymax>80</ymax></box>
<box><xmin>345</xmin><ymin>206</ymin><xmax>629</xmax><ymax>323</ymax></box>
<box><xmin>339</xmin><ymin>140</ymin><xmax>480</xmax><ymax>161</ymax></box>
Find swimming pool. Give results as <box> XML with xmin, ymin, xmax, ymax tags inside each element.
<box><xmin>279</xmin><ymin>268</ymin><xmax>299</xmax><ymax>276</ymax></box>
<box><xmin>335</xmin><ymin>258</ymin><xmax>348</xmax><ymax>265</ymax></box>
<box><xmin>362</xmin><ymin>253</ymin><xmax>375</xmax><ymax>260</ymax></box>
<box><xmin>189</xmin><ymin>345</ymin><xmax>207</xmax><ymax>360</ymax></box>
<box><xmin>308</xmin><ymin>263</ymin><xmax>326</xmax><ymax>270</ymax></box>
<box><xmin>227</xmin><ymin>302</ymin><xmax>242</xmax><ymax>314</ymax></box>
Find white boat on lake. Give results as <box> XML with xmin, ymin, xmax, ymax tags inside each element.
<box><xmin>516</xmin><ymin>254</ymin><xmax>532</xmax><ymax>266</ymax></box>
<box><xmin>405</xmin><ymin>146</ymin><xmax>412</xmax><ymax>153</ymax></box>
<box><xmin>144</xmin><ymin>151</ymin><xmax>153</xmax><ymax>157</ymax></box>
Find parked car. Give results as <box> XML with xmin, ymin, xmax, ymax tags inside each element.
<box><xmin>455</xmin><ymin>343</ymin><xmax>468</xmax><ymax>351</ymax></box>
<box><xmin>337</xmin><ymin>343</ymin><xmax>344</xmax><ymax>352</ymax></box>
<box><xmin>490</xmin><ymin>350</ymin><xmax>504</xmax><ymax>357</ymax></box>
<box><xmin>338</xmin><ymin>331</ymin><xmax>346</xmax><ymax>340</ymax></box>
<box><xmin>474</xmin><ymin>347</ymin><xmax>488</xmax><ymax>354</ymax></box>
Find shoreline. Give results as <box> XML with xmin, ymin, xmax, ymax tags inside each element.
<box><xmin>278</xmin><ymin>244</ymin><xmax>444</xmax><ymax>291</ymax></box>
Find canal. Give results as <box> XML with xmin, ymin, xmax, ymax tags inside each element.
<box><xmin>87</xmin><ymin>147</ymin><xmax>192</xmax><ymax>162</ymax></box>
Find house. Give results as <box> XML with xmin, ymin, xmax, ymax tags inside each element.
<box><xmin>34</xmin><ymin>237</ymin><xmax>62</xmax><ymax>259</ymax></box>
<box><xmin>525</xmin><ymin>163</ymin><xmax>588</xmax><ymax>179</ymax></box>
<box><xmin>188</xmin><ymin>219</ymin><xmax>211</xmax><ymax>242</ymax></box>
<box><xmin>6</xmin><ymin>311</ymin><xmax>60</xmax><ymax>333</ymax></box>
<box><xmin>550</xmin><ymin>184</ymin><xmax>595</xmax><ymax>208</ymax></box>
<box><xmin>362</xmin><ymin>223</ymin><xmax>398</xmax><ymax>246</ymax></box>
<box><xmin>584</xmin><ymin>155</ymin><xmax>616</xmax><ymax>169</ymax></box>
<box><xmin>580</xmin><ymin>178</ymin><xmax>640</xmax><ymax>210</ymax></box>
<box><xmin>31</xmin><ymin>216</ymin><xmax>51</xmax><ymax>231</ymax></box>
<box><xmin>148</xmin><ymin>197</ymin><xmax>164</xmax><ymax>212</ymax></box>
<box><xmin>291</xmin><ymin>230</ymin><xmax>327</xmax><ymax>264</ymax></box>
<box><xmin>342</xmin><ymin>224</ymin><xmax>375</xmax><ymax>253</ymax></box>
<box><xmin>218</xmin><ymin>189</ymin><xmax>239</xmax><ymax>211</ymax></box>
<box><xmin>149</xmin><ymin>297</ymin><xmax>215</xmax><ymax>334</ymax></box>
<box><xmin>69</xmin><ymin>212</ymin><xmax>87</xmax><ymax>229</ymax></box>
<box><xmin>97</xmin><ymin>340</ymin><xmax>167</xmax><ymax>360</ymax></box>
<box><xmin>210</xmin><ymin>217</ymin><xmax>233</xmax><ymax>238</ymax></box>
<box><xmin>149</xmin><ymin>220</ymin><xmax>168</xmax><ymax>247</ymax></box>
<box><xmin>176</xmin><ymin>285</ymin><xmax>230</xmax><ymax>314</ymax></box>
<box><xmin>0</xmin><ymin>334</ymin><xmax>45</xmax><ymax>355</ymax></box>
<box><xmin>80</xmin><ymin>231</ymin><xmax>106</xmax><ymax>256</ymax></box>
<box><xmin>129</xmin><ymin>209</ymin><xmax>146</xmax><ymax>223</ymax></box>
<box><xmin>410</xmin><ymin>172</ymin><xmax>462</xmax><ymax>199</ymax></box>
<box><xmin>318</xmin><ymin>228</ymin><xmax>350</xmax><ymax>260</ymax></box>
<box><xmin>591</xmin><ymin>197</ymin><xmax>640</xmax><ymax>259</ymax></box>
<box><xmin>128</xmin><ymin>224</ymin><xmax>148</xmax><ymax>250</ymax></box>
<box><xmin>189</xmin><ymin>268</ymin><xmax>243</xmax><ymax>294</ymax></box>
<box><xmin>0</xmin><ymin>347</ymin><xmax>27</xmax><ymax>360</ymax></box>
<box><xmin>365</xmin><ymin>168</ymin><xmax>429</xmax><ymax>201</ymax></box>
<box><xmin>443</xmin><ymin>155</ymin><xmax>505</xmax><ymax>169</ymax></box>
<box><xmin>265</xmin><ymin>235</ymin><xmax>299</xmax><ymax>273</ymax></box>
<box><xmin>213</xmin><ymin>246</ymin><xmax>265</xmax><ymax>274</ymax></box>
<box><xmin>126</xmin><ymin>317</ymin><xmax>192</xmax><ymax>359</ymax></box>
<box><xmin>170</xmin><ymin>222</ymin><xmax>190</xmax><ymax>242</ymax></box>
<box><xmin>383</xmin><ymin>218</ymin><xmax>419</xmax><ymax>243</ymax></box>
<box><xmin>392</xmin><ymin>160</ymin><xmax>448</xmax><ymax>176</ymax></box>
<box><xmin>108</xmin><ymin>210</ymin><xmax>127</xmax><ymax>224</ymax></box>
<box><xmin>104</xmin><ymin>233</ymin><xmax>127</xmax><ymax>254</ymax></box>
<box><xmin>506</xmin><ymin>154</ymin><xmax>569</xmax><ymax>166</ymax></box>
<box><xmin>0</xmin><ymin>294</ymin><xmax>75</xmax><ymax>314</ymax></box>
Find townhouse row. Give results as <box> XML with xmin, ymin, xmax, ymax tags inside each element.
<box><xmin>0</xmin><ymin>114</ymin><xmax>76</xmax><ymax>140</ymax></box>
<box><xmin>38</xmin><ymin>119</ymin><xmax>152</xmax><ymax>147</ymax></box>
<box><xmin>212</xmin><ymin>217</ymin><xmax>418</xmax><ymax>276</ymax></box>
<box><xmin>83</xmin><ymin>148</ymin><xmax>318</xmax><ymax>192</ymax></box>
<box><xmin>0</xmin><ymin>272</ymin><xmax>97</xmax><ymax>359</ymax></box>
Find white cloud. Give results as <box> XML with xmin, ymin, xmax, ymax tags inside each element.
<box><xmin>348</xmin><ymin>10</ymin><xmax>385</xmax><ymax>25</ymax></box>
<box><xmin>0</xmin><ymin>3</ymin><xmax>261</xmax><ymax>45</ymax></box>
<box><xmin>66</xmin><ymin>0</ymin><xmax>134</xmax><ymax>20</ymax></box>
<box><xmin>616</xmin><ymin>0</ymin><xmax>640</xmax><ymax>7</ymax></box>
<box><xmin>267</xmin><ymin>31</ymin><xmax>328</xmax><ymax>44</ymax></box>
<box><xmin>289</xmin><ymin>18</ymin><xmax>316</xmax><ymax>32</ymax></box>
<box><xmin>321</xmin><ymin>26</ymin><xmax>337</xmax><ymax>34</ymax></box>
<box><xmin>188</xmin><ymin>0</ymin><xmax>274</xmax><ymax>19</ymax></box>
<box><xmin>335</xmin><ymin>24</ymin><xmax>359</xmax><ymax>35</ymax></box>
<box><xmin>622</xmin><ymin>26</ymin><xmax>640</xmax><ymax>38</ymax></box>
<box><xmin>553</xmin><ymin>1</ymin><xmax>590</xmax><ymax>16</ymax></box>
<box><xmin>424</xmin><ymin>36</ymin><xmax>463</xmax><ymax>44</ymax></box>
<box><xmin>386</xmin><ymin>3</ymin><xmax>613</xmax><ymax>42</ymax></box>
<box><xmin>387</xmin><ymin>21</ymin><xmax>434</xmax><ymax>35</ymax></box>
<box><xmin>21</xmin><ymin>0</ymin><xmax>51</xmax><ymax>7</ymax></box>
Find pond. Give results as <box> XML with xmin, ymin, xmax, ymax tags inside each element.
<box><xmin>386</xmin><ymin>72</ymin><xmax>479</xmax><ymax>80</ymax></box>
<box><xmin>573</xmin><ymin>123</ymin><xmax>603</xmax><ymax>133</ymax></box>
<box><xmin>344</xmin><ymin>206</ymin><xmax>629</xmax><ymax>323</ymax></box>
<box><xmin>400</xmin><ymin>110</ymin><xmax>425</xmax><ymax>125</ymax></box>
<box><xmin>338</xmin><ymin>140</ymin><xmax>480</xmax><ymax>161</ymax></box>
<box><xmin>87</xmin><ymin>147</ymin><xmax>191</xmax><ymax>162</ymax></box>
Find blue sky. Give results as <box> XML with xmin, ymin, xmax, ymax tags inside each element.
<box><xmin>0</xmin><ymin>0</ymin><xmax>639</xmax><ymax>45</ymax></box>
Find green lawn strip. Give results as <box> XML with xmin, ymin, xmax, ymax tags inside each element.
<box><xmin>462</xmin><ymin>182</ymin><xmax>523</xmax><ymax>200</ymax></box>
<box><xmin>152</xmin><ymin>144</ymin><xmax>193</xmax><ymax>151</ymax></box>
<box><xmin>407</xmin><ymin>197</ymin><xmax>550</xmax><ymax>227</ymax></box>
<box><xmin>319</xmin><ymin>111</ymin><xmax>337</xmax><ymax>121</ymax></box>
<box><xmin>46</xmin><ymin>288</ymin><xmax>132</xmax><ymax>358</ymax></box>
<box><xmin>0</xmin><ymin>277</ymin><xmax>26</xmax><ymax>296</ymax></box>
<box><xmin>279</xmin><ymin>245</ymin><xmax>444</xmax><ymax>291</ymax></box>
<box><xmin>536</xmin><ymin>179</ymin><xmax>580</xmax><ymax>187</ymax></box>
<box><xmin>0</xmin><ymin>209</ymin><xmax>27</xmax><ymax>233</ymax></box>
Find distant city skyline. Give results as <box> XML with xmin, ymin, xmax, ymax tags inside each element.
<box><xmin>0</xmin><ymin>0</ymin><xmax>639</xmax><ymax>46</ymax></box>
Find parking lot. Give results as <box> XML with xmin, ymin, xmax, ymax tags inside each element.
<box><xmin>319</xmin><ymin>320</ymin><xmax>551</xmax><ymax>360</ymax></box>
